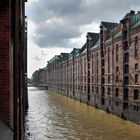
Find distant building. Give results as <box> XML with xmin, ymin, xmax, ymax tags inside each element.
<box><xmin>47</xmin><ymin>11</ymin><xmax>140</xmax><ymax>124</ymax></box>
<box><xmin>32</xmin><ymin>67</ymin><xmax>48</xmax><ymax>87</ymax></box>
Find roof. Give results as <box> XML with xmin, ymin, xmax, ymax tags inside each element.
<box><xmin>100</xmin><ymin>21</ymin><xmax>118</xmax><ymax>30</ymax></box>
<box><xmin>132</xmin><ymin>20</ymin><xmax>140</xmax><ymax>29</ymax></box>
<box><xmin>131</xmin><ymin>14</ymin><xmax>140</xmax><ymax>26</ymax></box>
<box><xmin>100</xmin><ymin>21</ymin><xmax>118</xmax><ymax>40</ymax></box>
<box><xmin>131</xmin><ymin>13</ymin><xmax>140</xmax><ymax>29</ymax></box>
<box><xmin>113</xmin><ymin>30</ymin><xmax>122</xmax><ymax>40</ymax></box>
<box><xmin>80</xmin><ymin>43</ymin><xmax>86</xmax><ymax>53</ymax></box>
<box><xmin>91</xmin><ymin>39</ymin><xmax>100</xmax><ymax>49</ymax></box>
<box><xmin>120</xmin><ymin>10</ymin><xmax>135</xmax><ymax>23</ymax></box>
<box><xmin>69</xmin><ymin>48</ymin><xmax>80</xmax><ymax>59</ymax></box>
<box><xmin>48</xmin><ymin>55</ymin><xmax>59</xmax><ymax>63</ymax></box>
<box><xmin>87</xmin><ymin>32</ymin><xmax>99</xmax><ymax>47</ymax></box>
<box><xmin>60</xmin><ymin>53</ymin><xmax>69</xmax><ymax>58</ymax></box>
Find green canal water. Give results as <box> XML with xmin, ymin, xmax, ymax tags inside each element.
<box><xmin>25</xmin><ymin>87</ymin><xmax>140</xmax><ymax>140</ymax></box>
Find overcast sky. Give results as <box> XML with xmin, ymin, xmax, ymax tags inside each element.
<box><xmin>26</xmin><ymin>0</ymin><xmax>140</xmax><ymax>78</ymax></box>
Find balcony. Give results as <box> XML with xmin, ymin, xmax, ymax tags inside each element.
<box><xmin>124</xmin><ymin>64</ymin><xmax>129</xmax><ymax>74</ymax></box>
<box><xmin>124</xmin><ymin>53</ymin><xmax>129</xmax><ymax>64</ymax></box>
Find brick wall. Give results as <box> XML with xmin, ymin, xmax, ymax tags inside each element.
<box><xmin>0</xmin><ymin>5</ymin><xmax>12</xmax><ymax>127</ymax></box>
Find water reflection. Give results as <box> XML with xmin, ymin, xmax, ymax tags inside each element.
<box><xmin>25</xmin><ymin>87</ymin><xmax>140</xmax><ymax>140</ymax></box>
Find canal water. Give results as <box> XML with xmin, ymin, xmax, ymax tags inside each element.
<box><xmin>25</xmin><ymin>87</ymin><xmax>140</xmax><ymax>140</ymax></box>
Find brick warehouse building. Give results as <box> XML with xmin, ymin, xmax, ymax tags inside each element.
<box><xmin>44</xmin><ymin>11</ymin><xmax>140</xmax><ymax>124</ymax></box>
<box><xmin>0</xmin><ymin>0</ymin><xmax>28</xmax><ymax>140</ymax></box>
<box><xmin>32</xmin><ymin>67</ymin><xmax>48</xmax><ymax>87</ymax></box>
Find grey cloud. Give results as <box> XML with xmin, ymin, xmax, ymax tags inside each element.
<box><xmin>33</xmin><ymin>18</ymin><xmax>82</xmax><ymax>47</ymax></box>
<box><xmin>26</xmin><ymin>0</ymin><xmax>140</xmax><ymax>48</ymax></box>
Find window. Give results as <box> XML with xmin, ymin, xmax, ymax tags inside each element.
<box><xmin>116</xmin><ymin>44</ymin><xmax>119</xmax><ymax>62</ymax></box>
<box><xmin>96</xmin><ymin>52</ymin><xmax>98</xmax><ymax>74</ymax></box>
<box><xmin>101</xmin><ymin>98</ymin><xmax>105</xmax><ymax>105</ymax></box>
<box><xmin>135</xmin><ymin>63</ymin><xmax>138</xmax><ymax>70</ymax></box>
<box><xmin>84</xmin><ymin>77</ymin><xmax>86</xmax><ymax>82</ymax></box>
<box><xmin>134</xmin><ymin>36</ymin><xmax>138</xmax><ymax>58</ymax></box>
<box><xmin>84</xmin><ymin>58</ymin><xmax>86</xmax><ymax>75</ymax></box>
<box><xmin>115</xmin><ymin>88</ymin><xmax>119</xmax><ymax>97</ymax></box>
<box><xmin>134</xmin><ymin>90</ymin><xmax>139</xmax><ymax>100</ymax></box>
<box><xmin>115</xmin><ymin>101</ymin><xmax>119</xmax><ymax>106</ymax></box>
<box><xmin>116</xmin><ymin>75</ymin><xmax>119</xmax><ymax>82</ymax></box>
<box><xmin>135</xmin><ymin>74</ymin><xmax>138</xmax><ymax>84</ymax></box>
<box><xmin>133</xmin><ymin>105</ymin><xmax>139</xmax><ymax>111</ymax></box>
<box><xmin>97</xmin><ymin>76</ymin><xmax>98</xmax><ymax>83</ymax></box>
<box><xmin>91</xmin><ymin>77</ymin><xmax>93</xmax><ymax>83</ymax></box>
<box><xmin>92</xmin><ymin>54</ymin><xmax>94</xmax><ymax>74</ymax></box>
<box><xmin>102</xmin><ymin>59</ymin><xmax>104</xmax><ymax>67</ymax></box>
<box><xmin>102</xmin><ymin>68</ymin><xmax>105</xmax><ymax>75</ymax></box>
<box><xmin>108</xmin><ymin>87</ymin><xmax>110</xmax><ymax>95</ymax></box>
<box><xmin>96</xmin><ymin>87</ymin><xmax>98</xmax><ymax>94</ymax></box>
<box><xmin>92</xmin><ymin>86</ymin><xmax>94</xmax><ymax>92</ymax></box>
<box><xmin>108</xmin><ymin>75</ymin><xmax>110</xmax><ymax>84</ymax></box>
<box><xmin>101</xmin><ymin>87</ymin><xmax>105</xmax><ymax>96</ymax></box>
<box><xmin>102</xmin><ymin>77</ymin><xmax>105</xmax><ymax>84</ymax></box>
<box><xmin>116</xmin><ymin>66</ymin><xmax>119</xmax><ymax>73</ymax></box>
<box><xmin>84</xmin><ymin>86</ymin><xmax>86</xmax><ymax>91</ymax></box>
<box><xmin>108</xmin><ymin>48</ymin><xmax>110</xmax><ymax>73</ymax></box>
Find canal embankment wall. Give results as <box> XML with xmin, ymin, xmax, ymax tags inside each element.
<box><xmin>48</xmin><ymin>89</ymin><xmax>140</xmax><ymax>125</ymax></box>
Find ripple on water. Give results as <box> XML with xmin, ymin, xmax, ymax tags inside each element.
<box><xmin>25</xmin><ymin>87</ymin><xmax>140</xmax><ymax>140</ymax></box>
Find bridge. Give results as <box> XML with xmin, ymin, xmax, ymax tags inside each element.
<box><xmin>27</xmin><ymin>82</ymin><xmax>48</xmax><ymax>89</ymax></box>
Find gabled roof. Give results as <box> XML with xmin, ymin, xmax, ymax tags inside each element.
<box><xmin>100</xmin><ymin>21</ymin><xmax>118</xmax><ymax>40</ymax></box>
<box><xmin>120</xmin><ymin>10</ymin><xmax>135</xmax><ymax>23</ymax></box>
<box><xmin>60</xmin><ymin>53</ymin><xmax>69</xmax><ymax>58</ymax></box>
<box><xmin>91</xmin><ymin>39</ymin><xmax>100</xmax><ymax>49</ymax></box>
<box><xmin>69</xmin><ymin>48</ymin><xmax>80</xmax><ymax>59</ymax></box>
<box><xmin>113</xmin><ymin>30</ymin><xmax>122</xmax><ymax>40</ymax></box>
<box><xmin>132</xmin><ymin>20</ymin><xmax>140</xmax><ymax>29</ymax></box>
<box><xmin>131</xmin><ymin>13</ymin><xmax>140</xmax><ymax>29</ymax></box>
<box><xmin>87</xmin><ymin>32</ymin><xmax>99</xmax><ymax>47</ymax></box>
<box><xmin>100</xmin><ymin>21</ymin><xmax>118</xmax><ymax>30</ymax></box>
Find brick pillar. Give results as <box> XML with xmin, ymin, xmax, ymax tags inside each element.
<box><xmin>0</xmin><ymin>3</ymin><xmax>13</xmax><ymax>128</ymax></box>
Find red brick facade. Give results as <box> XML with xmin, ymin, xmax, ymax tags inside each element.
<box><xmin>35</xmin><ymin>11</ymin><xmax>140</xmax><ymax>124</ymax></box>
<box><xmin>0</xmin><ymin>2</ymin><xmax>13</xmax><ymax>127</ymax></box>
<box><xmin>0</xmin><ymin>0</ymin><xmax>27</xmax><ymax>139</ymax></box>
